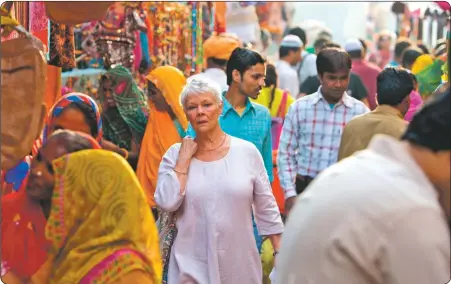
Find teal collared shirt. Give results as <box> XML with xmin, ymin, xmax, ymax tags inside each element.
<box><xmin>186</xmin><ymin>94</ymin><xmax>273</xmax><ymax>182</ymax></box>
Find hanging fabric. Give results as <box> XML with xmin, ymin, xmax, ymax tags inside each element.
<box><xmin>48</xmin><ymin>20</ymin><xmax>76</xmax><ymax>69</ymax></box>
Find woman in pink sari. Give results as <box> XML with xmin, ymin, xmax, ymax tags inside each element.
<box><xmin>405</xmin><ymin>74</ymin><xmax>423</xmax><ymax>122</ymax></box>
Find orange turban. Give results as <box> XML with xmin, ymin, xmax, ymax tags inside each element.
<box><xmin>203</xmin><ymin>33</ymin><xmax>241</xmax><ymax>61</ymax></box>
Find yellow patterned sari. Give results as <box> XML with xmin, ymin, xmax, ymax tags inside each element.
<box><xmin>43</xmin><ymin>149</ymin><xmax>162</xmax><ymax>283</ymax></box>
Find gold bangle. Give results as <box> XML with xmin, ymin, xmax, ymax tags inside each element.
<box><xmin>121</xmin><ymin>148</ymin><xmax>129</xmax><ymax>159</ymax></box>
<box><xmin>173</xmin><ymin>168</ymin><xmax>187</xmax><ymax>175</ymax></box>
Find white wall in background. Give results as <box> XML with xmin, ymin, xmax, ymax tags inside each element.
<box><xmin>292</xmin><ymin>2</ymin><xmax>370</xmax><ymax>45</ymax></box>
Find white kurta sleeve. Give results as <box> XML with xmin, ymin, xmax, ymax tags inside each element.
<box><xmin>251</xmin><ymin>147</ymin><xmax>284</xmax><ymax>236</ymax></box>
<box><xmin>154</xmin><ymin>143</ymin><xmax>185</xmax><ymax>212</ymax></box>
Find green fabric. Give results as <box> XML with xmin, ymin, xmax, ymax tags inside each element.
<box><xmin>416</xmin><ymin>59</ymin><xmax>445</xmax><ymax>98</ymax></box>
<box><xmin>99</xmin><ymin>66</ymin><xmax>149</xmax><ymax>150</ymax></box>
<box><xmin>305</xmin><ymin>46</ymin><xmax>315</xmax><ymax>54</ymax></box>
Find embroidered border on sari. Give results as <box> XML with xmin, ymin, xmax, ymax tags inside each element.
<box><xmin>79</xmin><ymin>248</ymin><xmax>149</xmax><ymax>284</ymax></box>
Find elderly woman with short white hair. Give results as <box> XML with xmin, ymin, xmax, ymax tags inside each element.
<box><xmin>155</xmin><ymin>78</ymin><xmax>284</xmax><ymax>284</ymax></box>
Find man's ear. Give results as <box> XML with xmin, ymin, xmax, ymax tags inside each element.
<box><xmin>36</xmin><ymin>104</ymin><xmax>47</xmax><ymax>140</ymax></box>
<box><xmin>317</xmin><ymin>74</ymin><xmax>323</xmax><ymax>85</ymax></box>
<box><xmin>232</xmin><ymin>69</ymin><xmax>241</xmax><ymax>83</ymax></box>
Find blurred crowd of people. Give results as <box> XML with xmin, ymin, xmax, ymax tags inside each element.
<box><xmin>1</xmin><ymin>15</ymin><xmax>450</xmax><ymax>284</ymax></box>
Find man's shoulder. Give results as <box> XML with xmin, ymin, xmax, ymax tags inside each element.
<box><xmin>291</xmin><ymin>92</ymin><xmax>319</xmax><ymax>108</ymax></box>
<box><xmin>250</xmin><ymin>101</ymin><xmax>271</xmax><ymax>118</ymax></box>
<box><xmin>345</xmin><ymin>95</ymin><xmax>369</xmax><ymax>112</ymax></box>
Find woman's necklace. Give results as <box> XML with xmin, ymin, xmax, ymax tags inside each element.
<box><xmin>200</xmin><ymin>134</ymin><xmax>227</xmax><ymax>152</ymax></box>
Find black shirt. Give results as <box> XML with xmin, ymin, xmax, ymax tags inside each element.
<box><xmin>299</xmin><ymin>72</ymin><xmax>369</xmax><ymax>101</ymax></box>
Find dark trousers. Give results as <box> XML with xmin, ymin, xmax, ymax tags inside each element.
<box><xmin>295</xmin><ymin>175</ymin><xmax>314</xmax><ymax>195</ymax></box>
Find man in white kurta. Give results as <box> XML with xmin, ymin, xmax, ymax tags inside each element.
<box><xmin>276</xmin><ymin>89</ymin><xmax>451</xmax><ymax>284</ymax></box>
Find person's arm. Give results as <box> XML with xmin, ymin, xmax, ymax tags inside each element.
<box><xmin>154</xmin><ymin>138</ymin><xmax>197</xmax><ymax>212</ymax></box>
<box><xmin>1</xmin><ymin>261</ymin><xmax>22</xmax><ymax>284</ymax></box>
<box><xmin>262</xmin><ymin>116</ymin><xmax>274</xmax><ymax>182</ymax></box>
<box><xmin>384</xmin><ymin>209</ymin><xmax>450</xmax><ymax>284</ymax></box>
<box><xmin>288</xmin><ymin>73</ymin><xmax>300</xmax><ymax>99</ymax></box>
<box><xmin>100</xmin><ymin>139</ymin><xmax>139</xmax><ymax>169</ymax></box>
<box><xmin>350</xmin><ymin>74</ymin><xmax>369</xmax><ymax>102</ymax></box>
<box><xmin>252</xmin><ymin>146</ymin><xmax>284</xmax><ymax>250</ymax></box>
<box><xmin>276</xmin><ymin>104</ymin><xmax>300</xmax><ymax>215</ymax></box>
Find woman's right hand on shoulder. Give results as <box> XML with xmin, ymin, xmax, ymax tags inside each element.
<box><xmin>178</xmin><ymin>137</ymin><xmax>198</xmax><ymax>163</ymax></box>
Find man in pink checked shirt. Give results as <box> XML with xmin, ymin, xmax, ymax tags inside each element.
<box><xmin>277</xmin><ymin>47</ymin><xmax>369</xmax><ymax>216</ymax></box>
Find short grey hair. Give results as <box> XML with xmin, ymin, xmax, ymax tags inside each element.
<box><xmin>180</xmin><ymin>77</ymin><xmax>222</xmax><ymax>108</ymax></box>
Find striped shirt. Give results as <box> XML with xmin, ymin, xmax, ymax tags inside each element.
<box><xmin>186</xmin><ymin>95</ymin><xmax>273</xmax><ymax>182</ymax></box>
<box><xmin>277</xmin><ymin>88</ymin><xmax>369</xmax><ymax>199</ymax></box>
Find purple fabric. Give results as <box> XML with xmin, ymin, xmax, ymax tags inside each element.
<box><xmin>405</xmin><ymin>90</ymin><xmax>423</xmax><ymax>122</ymax></box>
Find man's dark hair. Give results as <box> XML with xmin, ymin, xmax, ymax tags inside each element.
<box><xmin>348</xmin><ymin>50</ymin><xmax>363</xmax><ymax>59</ymax></box>
<box><xmin>401</xmin><ymin>47</ymin><xmax>423</xmax><ymax>68</ymax></box>
<box><xmin>61</xmin><ymin>102</ymin><xmax>99</xmax><ymax>138</ymax></box>
<box><xmin>279</xmin><ymin>46</ymin><xmax>301</xmax><ymax>59</ymax></box>
<box><xmin>358</xmin><ymin>39</ymin><xmax>367</xmax><ymax>51</ymax></box>
<box><xmin>417</xmin><ymin>43</ymin><xmax>430</xmax><ymax>54</ymax></box>
<box><xmin>402</xmin><ymin>87</ymin><xmax>450</xmax><ymax>152</ymax></box>
<box><xmin>288</xmin><ymin>27</ymin><xmax>307</xmax><ymax>45</ymax></box>
<box><xmin>48</xmin><ymin>130</ymin><xmax>98</xmax><ymax>153</ymax></box>
<box><xmin>226</xmin><ymin>47</ymin><xmax>266</xmax><ymax>85</ymax></box>
<box><xmin>314</xmin><ymin>38</ymin><xmax>330</xmax><ymax>51</ymax></box>
<box><xmin>377</xmin><ymin>68</ymin><xmax>414</xmax><ymax>106</ymax></box>
<box><xmin>394</xmin><ymin>38</ymin><xmax>412</xmax><ymax>58</ymax></box>
<box><xmin>324</xmin><ymin>42</ymin><xmax>341</xmax><ymax>49</ymax></box>
<box><xmin>316</xmin><ymin>47</ymin><xmax>352</xmax><ymax>76</ymax></box>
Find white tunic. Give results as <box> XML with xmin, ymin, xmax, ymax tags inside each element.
<box><xmin>276</xmin><ymin>135</ymin><xmax>450</xmax><ymax>284</ymax></box>
<box><xmin>155</xmin><ymin>137</ymin><xmax>284</xmax><ymax>284</ymax></box>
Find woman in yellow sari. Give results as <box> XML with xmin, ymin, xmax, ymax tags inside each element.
<box><xmin>36</xmin><ymin>150</ymin><xmax>161</xmax><ymax>283</ymax></box>
<box><xmin>136</xmin><ymin>66</ymin><xmax>187</xmax><ymax>284</ymax></box>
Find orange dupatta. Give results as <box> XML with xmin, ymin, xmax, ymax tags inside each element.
<box><xmin>136</xmin><ymin>66</ymin><xmax>188</xmax><ymax>207</ymax></box>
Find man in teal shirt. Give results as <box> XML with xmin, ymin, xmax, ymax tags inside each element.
<box><xmin>186</xmin><ymin>47</ymin><xmax>273</xmax><ymax>252</ymax></box>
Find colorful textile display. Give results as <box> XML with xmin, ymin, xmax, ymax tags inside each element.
<box><xmin>48</xmin><ymin>21</ymin><xmax>76</xmax><ymax>69</ymax></box>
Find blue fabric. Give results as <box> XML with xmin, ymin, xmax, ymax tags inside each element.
<box><xmin>4</xmin><ymin>159</ymin><xmax>30</xmax><ymax>191</ymax></box>
<box><xmin>173</xmin><ymin>119</ymin><xmax>186</xmax><ymax>138</ymax></box>
<box><xmin>186</xmin><ymin>94</ymin><xmax>273</xmax><ymax>181</ymax></box>
<box><xmin>140</xmin><ymin>32</ymin><xmax>150</xmax><ymax>64</ymax></box>
<box><xmin>252</xmin><ymin>212</ymin><xmax>263</xmax><ymax>252</ymax></box>
<box><xmin>385</xmin><ymin>60</ymin><xmax>400</xmax><ymax>68</ymax></box>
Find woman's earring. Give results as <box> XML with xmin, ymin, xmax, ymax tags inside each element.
<box><xmin>36</xmin><ymin>171</ymin><xmax>43</xmax><ymax>177</ymax></box>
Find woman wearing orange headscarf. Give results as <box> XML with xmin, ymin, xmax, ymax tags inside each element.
<box><xmin>136</xmin><ymin>66</ymin><xmax>187</xmax><ymax>283</ymax></box>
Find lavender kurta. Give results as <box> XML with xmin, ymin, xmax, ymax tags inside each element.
<box><xmin>155</xmin><ymin>137</ymin><xmax>284</xmax><ymax>284</ymax></box>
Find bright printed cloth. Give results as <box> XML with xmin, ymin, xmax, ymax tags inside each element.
<box><xmin>277</xmin><ymin>88</ymin><xmax>369</xmax><ymax>199</ymax></box>
<box><xmin>1</xmin><ymin>93</ymin><xmax>102</xmax><ymax>195</ymax></box>
<box><xmin>45</xmin><ymin>150</ymin><xmax>162</xmax><ymax>283</ymax></box>
<box><xmin>98</xmin><ymin>65</ymin><xmax>149</xmax><ymax>150</ymax></box>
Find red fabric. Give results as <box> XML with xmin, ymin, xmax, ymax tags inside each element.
<box><xmin>214</xmin><ymin>2</ymin><xmax>227</xmax><ymax>34</ymax></box>
<box><xmin>1</xmin><ymin>191</ymin><xmax>49</xmax><ymax>280</ymax></box>
<box><xmin>351</xmin><ymin>59</ymin><xmax>382</xmax><ymax>111</ymax></box>
<box><xmin>435</xmin><ymin>1</ymin><xmax>450</xmax><ymax>11</ymax></box>
<box><xmin>271</xmin><ymin>150</ymin><xmax>285</xmax><ymax>214</ymax></box>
